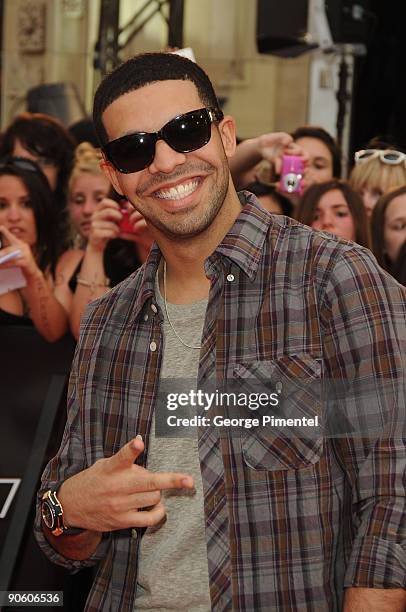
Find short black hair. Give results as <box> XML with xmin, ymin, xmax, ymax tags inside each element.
<box><xmin>291</xmin><ymin>125</ymin><xmax>342</xmax><ymax>179</ymax></box>
<box><xmin>93</xmin><ymin>52</ymin><xmax>219</xmax><ymax>146</ymax></box>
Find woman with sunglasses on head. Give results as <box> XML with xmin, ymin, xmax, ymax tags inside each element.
<box><xmin>349</xmin><ymin>140</ymin><xmax>406</xmax><ymax>218</ymax></box>
<box><xmin>370</xmin><ymin>185</ymin><xmax>406</xmax><ymax>283</ymax></box>
<box><xmin>56</xmin><ymin>142</ymin><xmax>153</xmax><ymax>339</ymax></box>
<box><xmin>296</xmin><ymin>179</ymin><xmax>371</xmax><ymax>248</ymax></box>
<box><xmin>0</xmin><ymin>112</ymin><xmax>76</xmax><ymax>253</ymax></box>
<box><xmin>0</xmin><ymin>157</ymin><xmax>69</xmax><ymax>341</ymax></box>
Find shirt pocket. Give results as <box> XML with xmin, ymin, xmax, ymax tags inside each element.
<box><xmin>229</xmin><ymin>354</ymin><xmax>323</xmax><ymax>471</ymax></box>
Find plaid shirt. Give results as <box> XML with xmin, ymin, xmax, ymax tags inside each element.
<box><xmin>35</xmin><ymin>193</ymin><xmax>406</xmax><ymax>611</ymax></box>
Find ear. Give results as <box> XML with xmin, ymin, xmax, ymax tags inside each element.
<box><xmin>100</xmin><ymin>158</ymin><xmax>124</xmax><ymax>196</ymax></box>
<box><xmin>218</xmin><ymin>114</ymin><xmax>237</xmax><ymax>159</ymax></box>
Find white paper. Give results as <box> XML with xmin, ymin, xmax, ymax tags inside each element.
<box><xmin>172</xmin><ymin>47</ymin><xmax>196</xmax><ymax>63</ymax></box>
<box><xmin>0</xmin><ymin>249</ymin><xmax>21</xmax><ymax>264</ymax></box>
<box><xmin>0</xmin><ymin>267</ymin><xmax>27</xmax><ymax>295</ymax></box>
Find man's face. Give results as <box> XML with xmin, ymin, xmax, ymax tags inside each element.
<box><xmin>101</xmin><ymin>80</ymin><xmax>236</xmax><ymax>240</ymax></box>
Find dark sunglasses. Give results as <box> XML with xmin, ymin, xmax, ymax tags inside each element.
<box><xmin>102</xmin><ymin>107</ymin><xmax>224</xmax><ymax>174</ymax></box>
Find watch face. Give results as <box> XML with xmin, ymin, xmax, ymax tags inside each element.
<box><xmin>41</xmin><ymin>501</ymin><xmax>54</xmax><ymax>529</ymax></box>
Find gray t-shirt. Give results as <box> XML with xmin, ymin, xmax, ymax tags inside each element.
<box><xmin>134</xmin><ymin>278</ymin><xmax>211</xmax><ymax>611</ymax></box>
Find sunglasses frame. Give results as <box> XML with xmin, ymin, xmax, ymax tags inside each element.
<box><xmin>102</xmin><ymin>107</ymin><xmax>224</xmax><ymax>174</ymax></box>
<box><xmin>354</xmin><ymin>149</ymin><xmax>406</xmax><ymax>166</ymax></box>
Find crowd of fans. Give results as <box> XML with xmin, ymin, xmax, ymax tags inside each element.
<box><xmin>0</xmin><ymin>110</ymin><xmax>405</xmax><ymax>343</ymax></box>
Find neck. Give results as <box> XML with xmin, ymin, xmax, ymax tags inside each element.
<box><xmin>155</xmin><ymin>189</ymin><xmax>242</xmax><ymax>304</ymax></box>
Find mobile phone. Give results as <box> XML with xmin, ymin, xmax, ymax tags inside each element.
<box><xmin>279</xmin><ymin>155</ymin><xmax>304</xmax><ymax>194</ymax></box>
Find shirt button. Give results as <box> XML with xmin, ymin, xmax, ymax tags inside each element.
<box><xmin>151</xmin><ymin>304</ymin><xmax>158</xmax><ymax>313</ymax></box>
<box><xmin>144</xmin><ymin>314</ymin><xmax>149</xmax><ymax>321</ymax></box>
<box><xmin>131</xmin><ymin>529</ymin><xmax>138</xmax><ymax>539</ymax></box>
<box><xmin>227</xmin><ymin>274</ymin><xmax>235</xmax><ymax>282</ymax></box>
<box><xmin>150</xmin><ymin>341</ymin><xmax>157</xmax><ymax>352</ymax></box>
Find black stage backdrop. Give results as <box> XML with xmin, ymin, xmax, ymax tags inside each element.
<box><xmin>351</xmin><ymin>1</ymin><xmax>406</xmax><ymax>155</ymax></box>
<box><xmin>0</xmin><ymin>327</ymin><xmax>92</xmax><ymax>611</ymax></box>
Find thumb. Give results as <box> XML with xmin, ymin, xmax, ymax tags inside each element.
<box><xmin>109</xmin><ymin>435</ymin><xmax>144</xmax><ymax>469</ymax></box>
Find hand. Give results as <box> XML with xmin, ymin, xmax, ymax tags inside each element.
<box><xmin>58</xmin><ymin>436</ymin><xmax>194</xmax><ymax>532</ymax></box>
<box><xmin>88</xmin><ymin>198</ymin><xmax>122</xmax><ymax>252</ymax></box>
<box><xmin>256</xmin><ymin>132</ymin><xmax>309</xmax><ymax>174</ymax></box>
<box><xmin>0</xmin><ymin>225</ymin><xmax>40</xmax><ymax>280</ymax></box>
<box><xmin>120</xmin><ymin>209</ymin><xmax>153</xmax><ymax>252</ymax></box>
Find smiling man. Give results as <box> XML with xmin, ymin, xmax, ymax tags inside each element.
<box><xmin>35</xmin><ymin>53</ymin><xmax>406</xmax><ymax>611</ymax></box>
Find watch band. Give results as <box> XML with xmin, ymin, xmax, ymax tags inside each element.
<box><xmin>41</xmin><ymin>489</ymin><xmax>84</xmax><ymax>536</ymax></box>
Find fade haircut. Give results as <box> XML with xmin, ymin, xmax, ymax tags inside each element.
<box><xmin>93</xmin><ymin>52</ymin><xmax>219</xmax><ymax>146</ymax></box>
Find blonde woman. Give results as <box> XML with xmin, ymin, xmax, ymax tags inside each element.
<box><xmin>56</xmin><ymin>142</ymin><xmax>152</xmax><ymax>338</ymax></box>
<box><xmin>349</xmin><ymin>145</ymin><xmax>406</xmax><ymax>217</ymax></box>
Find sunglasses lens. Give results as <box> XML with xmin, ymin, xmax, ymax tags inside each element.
<box><xmin>358</xmin><ymin>151</ymin><xmax>375</xmax><ymax>161</ymax></box>
<box><xmin>106</xmin><ymin>134</ymin><xmax>155</xmax><ymax>173</ymax></box>
<box><xmin>163</xmin><ymin>110</ymin><xmax>211</xmax><ymax>153</ymax></box>
<box><xmin>382</xmin><ymin>152</ymin><xmax>403</xmax><ymax>163</ymax></box>
<box><xmin>104</xmin><ymin>108</ymin><xmax>219</xmax><ymax>173</ymax></box>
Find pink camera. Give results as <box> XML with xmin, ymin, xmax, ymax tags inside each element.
<box><xmin>119</xmin><ymin>208</ymin><xmax>135</xmax><ymax>234</ymax></box>
<box><xmin>279</xmin><ymin>155</ymin><xmax>304</xmax><ymax>194</ymax></box>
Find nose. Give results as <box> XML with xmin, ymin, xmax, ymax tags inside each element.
<box><xmin>7</xmin><ymin>204</ymin><xmax>21</xmax><ymax>221</ymax></box>
<box><xmin>148</xmin><ymin>139</ymin><xmax>187</xmax><ymax>174</ymax></box>
<box><xmin>82</xmin><ymin>198</ymin><xmax>95</xmax><ymax>216</ymax></box>
<box><xmin>320</xmin><ymin>212</ymin><xmax>334</xmax><ymax>230</ymax></box>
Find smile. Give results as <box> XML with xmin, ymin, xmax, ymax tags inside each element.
<box><xmin>154</xmin><ymin>178</ymin><xmax>200</xmax><ymax>201</ymax></box>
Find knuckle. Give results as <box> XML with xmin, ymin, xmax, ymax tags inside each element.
<box><xmin>107</xmin><ymin>497</ymin><xmax>121</xmax><ymax>514</ymax></box>
<box><xmin>151</xmin><ymin>491</ymin><xmax>161</xmax><ymax>505</ymax></box>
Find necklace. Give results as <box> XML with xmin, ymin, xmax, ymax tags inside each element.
<box><xmin>162</xmin><ymin>259</ymin><xmax>202</xmax><ymax>350</ymax></box>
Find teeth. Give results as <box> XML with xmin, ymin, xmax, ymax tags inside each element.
<box><xmin>155</xmin><ymin>179</ymin><xmax>199</xmax><ymax>200</ymax></box>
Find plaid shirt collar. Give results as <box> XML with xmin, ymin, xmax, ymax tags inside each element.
<box><xmin>130</xmin><ymin>191</ymin><xmax>273</xmax><ymax>322</ymax></box>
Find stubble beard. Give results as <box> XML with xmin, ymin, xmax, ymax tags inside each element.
<box><xmin>130</xmin><ymin>159</ymin><xmax>230</xmax><ymax>241</ymax></box>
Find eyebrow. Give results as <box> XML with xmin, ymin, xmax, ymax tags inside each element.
<box><xmin>312</xmin><ymin>156</ymin><xmax>329</xmax><ymax>163</ymax></box>
<box><xmin>316</xmin><ymin>204</ymin><xmax>348</xmax><ymax>210</ymax></box>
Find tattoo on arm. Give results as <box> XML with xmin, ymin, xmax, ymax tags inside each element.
<box><xmin>36</xmin><ymin>275</ymin><xmax>50</xmax><ymax>331</ymax></box>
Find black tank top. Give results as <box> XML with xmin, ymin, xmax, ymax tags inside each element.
<box><xmin>68</xmin><ymin>239</ymin><xmax>142</xmax><ymax>292</ymax></box>
<box><xmin>0</xmin><ymin>308</ymin><xmax>33</xmax><ymax>326</ymax></box>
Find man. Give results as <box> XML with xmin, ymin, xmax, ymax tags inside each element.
<box><xmin>35</xmin><ymin>53</ymin><xmax>406</xmax><ymax>611</ymax></box>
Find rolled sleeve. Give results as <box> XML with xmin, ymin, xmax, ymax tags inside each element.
<box><xmin>34</xmin><ymin>354</ymin><xmax>111</xmax><ymax>571</ymax></box>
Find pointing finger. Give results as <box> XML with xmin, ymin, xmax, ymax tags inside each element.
<box><xmin>146</xmin><ymin>471</ymin><xmax>194</xmax><ymax>492</ymax></box>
